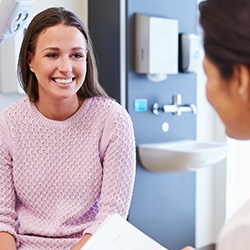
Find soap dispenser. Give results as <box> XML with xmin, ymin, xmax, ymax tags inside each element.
<box><xmin>179</xmin><ymin>33</ymin><xmax>204</xmax><ymax>73</ymax></box>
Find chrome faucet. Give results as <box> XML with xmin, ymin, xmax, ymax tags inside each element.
<box><xmin>152</xmin><ymin>94</ymin><xmax>197</xmax><ymax>116</ymax></box>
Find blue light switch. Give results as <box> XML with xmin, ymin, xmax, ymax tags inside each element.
<box><xmin>134</xmin><ymin>99</ymin><xmax>148</xmax><ymax>112</ymax></box>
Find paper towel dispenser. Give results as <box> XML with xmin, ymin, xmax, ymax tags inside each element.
<box><xmin>135</xmin><ymin>13</ymin><xmax>178</xmax><ymax>81</ymax></box>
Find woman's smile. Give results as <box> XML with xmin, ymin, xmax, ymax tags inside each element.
<box><xmin>52</xmin><ymin>77</ymin><xmax>76</xmax><ymax>86</ymax></box>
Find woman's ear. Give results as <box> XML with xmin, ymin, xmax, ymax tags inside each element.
<box><xmin>27</xmin><ymin>52</ymin><xmax>34</xmax><ymax>73</ymax></box>
<box><xmin>236</xmin><ymin>65</ymin><xmax>250</xmax><ymax>102</ymax></box>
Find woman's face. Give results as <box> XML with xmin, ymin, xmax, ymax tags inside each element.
<box><xmin>203</xmin><ymin>55</ymin><xmax>250</xmax><ymax>139</ymax></box>
<box><xmin>28</xmin><ymin>24</ymin><xmax>87</xmax><ymax>103</ymax></box>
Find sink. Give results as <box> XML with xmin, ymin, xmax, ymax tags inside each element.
<box><xmin>138</xmin><ymin>140</ymin><xmax>228</xmax><ymax>173</ymax></box>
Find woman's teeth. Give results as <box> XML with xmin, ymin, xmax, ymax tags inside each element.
<box><xmin>54</xmin><ymin>78</ymin><xmax>73</xmax><ymax>84</ymax></box>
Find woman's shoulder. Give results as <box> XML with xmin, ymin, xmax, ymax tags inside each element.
<box><xmin>90</xmin><ymin>96</ymin><xmax>128</xmax><ymax>114</ymax></box>
<box><xmin>1</xmin><ymin>96</ymin><xmax>29</xmax><ymax>114</ymax></box>
<box><xmin>217</xmin><ymin>200</ymin><xmax>250</xmax><ymax>249</ymax></box>
<box><xmin>0</xmin><ymin>96</ymin><xmax>30</xmax><ymax>124</ymax></box>
<box><xmin>226</xmin><ymin>200</ymin><xmax>250</xmax><ymax>228</ymax></box>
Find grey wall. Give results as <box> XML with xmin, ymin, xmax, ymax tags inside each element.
<box><xmin>0</xmin><ymin>93</ymin><xmax>24</xmax><ymax>111</ymax></box>
<box><xmin>89</xmin><ymin>1</ymin><xmax>197</xmax><ymax>249</ymax></box>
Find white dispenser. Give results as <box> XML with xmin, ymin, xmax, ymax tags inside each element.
<box><xmin>135</xmin><ymin>13</ymin><xmax>178</xmax><ymax>82</ymax></box>
<box><xmin>180</xmin><ymin>34</ymin><xmax>204</xmax><ymax>73</ymax></box>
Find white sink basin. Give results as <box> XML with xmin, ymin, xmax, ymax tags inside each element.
<box><xmin>138</xmin><ymin>140</ymin><xmax>228</xmax><ymax>173</ymax></box>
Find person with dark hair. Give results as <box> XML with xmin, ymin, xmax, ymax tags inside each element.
<box><xmin>182</xmin><ymin>0</ymin><xmax>250</xmax><ymax>249</ymax></box>
<box><xmin>0</xmin><ymin>7</ymin><xmax>136</xmax><ymax>250</ymax></box>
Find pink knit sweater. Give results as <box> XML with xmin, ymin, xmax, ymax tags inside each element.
<box><xmin>0</xmin><ymin>96</ymin><xmax>136</xmax><ymax>250</ymax></box>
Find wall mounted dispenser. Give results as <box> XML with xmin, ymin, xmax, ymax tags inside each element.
<box><xmin>180</xmin><ymin>34</ymin><xmax>204</xmax><ymax>73</ymax></box>
<box><xmin>135</xmin><ymin>13</ymin><xmax>178</xmax><ymax>82</ymax></box>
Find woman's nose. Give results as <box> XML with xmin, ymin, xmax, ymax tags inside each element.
<box><xmin>58</xmin><ymin>56</ymin><xmax>72</xmax><ymax>73</ymax></box>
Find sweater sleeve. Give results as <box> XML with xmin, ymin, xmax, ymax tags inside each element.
<box><xmin>0</xmin><ymin>113</ymin><xmax>18</xmax><ymax>241</ymax></box>
<box><xmin>84</xmin><ymin>103</ymin><xmax>136</xmax><ymax>235</ymax></box>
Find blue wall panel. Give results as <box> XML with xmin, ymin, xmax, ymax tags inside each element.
<box><xmin>126</xmin><ymin>1</ymin><xmax>197</xmax><ymax>248</ymax></box>
<box><xmin>89</xmin><ymin>1</ymin><xmax>198</xmax><ymax>249</ymax></box>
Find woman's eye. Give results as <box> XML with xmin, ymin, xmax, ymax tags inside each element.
<box><xmin>72</xmin><ymin>53</ymin><xmax>84</xmax><ymax>59</ymax></box>
<box><xmin>46</xmin><ymin>53</ymin><xmax>58</xmax><ymax>58</ymax></box>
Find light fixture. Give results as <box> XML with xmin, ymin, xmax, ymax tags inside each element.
<box><xmin>0</xmin><ymin>0</ymin><xmax>33</xmax><ymax>45</ymax></box>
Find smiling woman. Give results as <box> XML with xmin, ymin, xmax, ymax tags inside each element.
<box><xmin>27</xmin><ymin>24</ymin><xmax>88</xmax><ymax>120</ymax></box>
<box><xmin>18</xmin><ymin>7</ymin><xmax>108</xmax><ymax>104</ymax></box>
<box><xmin>0</xmin><ymin>7</ymin><xmax>136</xmax><ymax>250</ymax></box>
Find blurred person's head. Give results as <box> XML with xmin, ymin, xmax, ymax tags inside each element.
<box><xmin>199</xmin><ymin>0</ymin><xmax>250</xmax><ymax>139</ymax></box>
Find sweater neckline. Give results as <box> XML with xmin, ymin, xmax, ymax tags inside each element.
<box><xmin>29</xmin><ymin>97</ymin><xmax>93</xmax><ymax>128</ymax></box>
